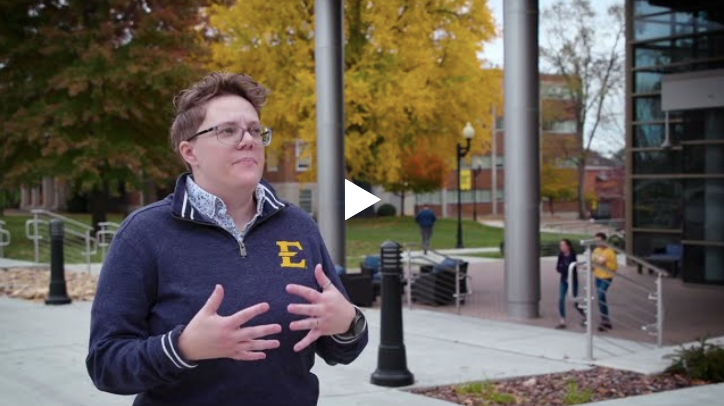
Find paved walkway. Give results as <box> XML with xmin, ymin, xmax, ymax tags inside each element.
<box><xmin>1</xmin><ymin>296</ymin><xmax>722</xmax><ymax>406</ymax></box>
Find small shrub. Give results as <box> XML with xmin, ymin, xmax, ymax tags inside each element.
<box><xmin>563</xmin><ymin>380</ymin><xmax>593</xmax><ymax>405</ymax></box>
<box><xmin>455</xmin><ymin>382</ymin><xmax>483</xmax><ymax>395</ymax></box>
<box><xmin>455</xmin><ymin>381</ymin><xmax>515</xmax><ymax>405</ymax></box>
<box><xmin>376</xmin><ymin>204</ymin><xmax>397</xmax><ymax>217</ymax></box>
<box><xmin>665</xmin><ymin>337</ymin><xmax>724</xmax><ymax>383</ymax></box>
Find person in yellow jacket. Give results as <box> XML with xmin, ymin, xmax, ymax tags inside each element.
<box><xmin>592</xmin><ymin>232</ymin><xmax>617</xmax><ymax>331</ymax></box>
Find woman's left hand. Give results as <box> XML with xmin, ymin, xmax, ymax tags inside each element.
<box><xmin>286</xmin><ymin>264</ymin><xmax>356</xmax><ymax>352</ymax></box>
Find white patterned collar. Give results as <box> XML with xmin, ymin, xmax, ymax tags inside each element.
<box><xmin>184</xmin><ymin>176</ymin><xmax>266</xmax><ymax>240</ymax></box>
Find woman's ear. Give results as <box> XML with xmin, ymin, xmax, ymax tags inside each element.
<box><xmin>179</xmin><ymin>141</ymin><xmax>198</xmax><ymax>168</ymax></box>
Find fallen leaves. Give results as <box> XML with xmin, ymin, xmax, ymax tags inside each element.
<box><xmin>413</xmin><ymin>367</ymin><xmax>697</xmax><ymax>406</ymax></box>
<box><xmin>0</xmin><ymin>267</ymin><xmax>97</xmax><ymax>302</ymax></box>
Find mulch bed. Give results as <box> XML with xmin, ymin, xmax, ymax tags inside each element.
<box><xmin>412</xmin><ymin>366</ymin><xmax>705</xmax><ymax>406</ymax></box>
<box><xmin>0</xmin><ymin>267</ymin><xmax>97</xmax><ymax>301</ymax></box>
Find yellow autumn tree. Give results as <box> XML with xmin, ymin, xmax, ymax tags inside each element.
<box><xmin>206</xmin><ymin>0</ymin><xmax>499</xmax><ymax>186</ymax></box>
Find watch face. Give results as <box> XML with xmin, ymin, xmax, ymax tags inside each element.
<box><xmin>352</xmin><ymin>311</ymin><xmax>366</xmax><ymax>335</ymax></box>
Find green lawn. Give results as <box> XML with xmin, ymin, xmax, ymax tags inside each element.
<box><xmin>1</xmin><ymin>213</ymin><xmax>586</xmax><ymax>263</ymax></box>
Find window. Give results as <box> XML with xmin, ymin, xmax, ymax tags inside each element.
<box><xmin>683</xmin><ymin>179</ymin><xmax>724</xmax><ymax>243</ymax></box>
<box><xmin>416</xmin><ymin>191</ymin><xmax>442</xmax><ymax>205</ymax></box>
<box><xmin>683</xmin><ymin>245</ymin><xmax>724</xmax><ymax>284</ymax></box>
<box><xmin>633</xmin><ymin>123</ymin><xmax>683</xmax><ymax>147</ymax></box>
<box><xmin>634</xmin><ymin>41</ymin><xmax>672</xmax><ymax>68</ymax></box>
<box><xmin>495</xmin><ymin>116</ymin><xmax>504</xmax><ymax>130</ymax></box>
<box><xmin>633</xmin><ymin>151</ymin><xmax>681</xmax><ymax>175</ymax></box>
<box><xmin>633</xmin><ymin>179</ymin><xmax>683</xmax><ymax>229</ymax></box>
<box><xmin>295</xmin><ymin>140</ymin><xmax>311</xmax><ymax>172</ymax></box>
<box><xmin>299</xmin><ymin>189</ymin><xmax>313</xmax><ymax>214</ymax></box>
<box><xmin>541</xmin><ymin>83</ymin><xmax>571</xmax><ymax>100</ymax></box>
<box><xmin>633</xmin><ymin>0</ymin><xmax>668</xmax><ymax>17</ymax></box>
<box><xmin>684</xmin><ymin>145</ymin><xmax>724</xmax><ymax>175</ymax></box>
<box><xmin>634</xmin><ymin>71</ymin><xmax>662</xmax><ymax>93</ymax></box>
<box><xmin>543</xmin><ymin>120</ymin><xmax>576</xmax><ymax>133</ymax></box>
<box><xmin>634</xmin><ymin>96</ymin><xmax>664</xmax><ymax>122</ymax></box>
<box><xmin>631</xmin><ymin>231</ymin><xmax>680</xmax><ymax>258</ymax></box>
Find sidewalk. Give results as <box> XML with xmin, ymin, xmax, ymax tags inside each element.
<box><xmin>1</xmin><ymin>296</ymin><xmax>721</xmax><ymax>406</ymax></box>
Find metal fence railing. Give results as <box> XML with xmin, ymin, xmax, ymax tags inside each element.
<box><xmin>403</xmin><ymin>244</ymin><xmax>472</xmax><ymax>315</ymax></box>
<box><xmin>0</xmin><ymin>220</ymin><xmax>10</xmax><ymax>258</ymax></box>
<box><xmin>97</xmin><ymin>222</ymin><xmax>120</xmax><ymax>261</ymax></box>
<box><xmin>25</xmin><ymin>209</ymin><xmax>98</xmax><ymax>273</ymax></box>
<box><xmin>574</xmin><ymin>239</ymin><xmax>667</xmax><ymax>360</ymax></box>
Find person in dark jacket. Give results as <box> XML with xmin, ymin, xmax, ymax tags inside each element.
<box><xmin>555</xmin><ymin>239</ymin><xmax>584</xmax><ymax>329</ymax></box>
<box><xmin>415</xmin><ymin>206</ymin><xmax>437</xmax><ymax>254</ymax></box>
<box><xmin>86</xmin><ymin>72</ymin><xmax>368</xmax><ymax>406</ymax></box>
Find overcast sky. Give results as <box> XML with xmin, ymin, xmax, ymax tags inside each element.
<box><xmin>482</xmin><ymin>0</ymin><xmax>625</xmax><ymax>156</ymax></box>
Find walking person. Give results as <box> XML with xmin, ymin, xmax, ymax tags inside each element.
<box><xmin>592</xmin><ymin>232</ymin><xmax>618</xmax><ymax>331</ymax></box>
<box><xmin>415</xmin><ymin>206</ymin><xmax>437</xmax><ymax>254</ymax></box>
<box><xmin>555</xmin><ymin>239</ymin><xmax>584</xmax><ymax>329</ymax></box>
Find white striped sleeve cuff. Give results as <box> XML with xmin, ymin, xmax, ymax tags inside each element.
<box><xmin>161</xmin><ymin>327</ymin><xmax>198</xmax><ymax>369</ymax></box>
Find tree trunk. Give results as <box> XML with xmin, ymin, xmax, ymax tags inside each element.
<box><xmin>548</xmin><ymin>198</ymin><xmax>555</xmax><ymax>216</ymax></box>
<box><xmin>89</xmin><ymin>185</ymin><xmax>109</xmax><ymax>236</ymax></box>
<box><xmin>577</xmin><ymin>162</ymin><xmax>587</xmax><ymax>220</ymax></box>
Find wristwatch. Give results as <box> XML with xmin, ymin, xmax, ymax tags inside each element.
<box><xmin>333</xmin><ymin>307</ymin><xmax>366</xmax><ymax>343</ymax></box>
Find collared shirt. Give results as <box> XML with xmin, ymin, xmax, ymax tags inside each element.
<box><xmin>185</xmin><ymin>176</ymin><xmax>265</xmax><ymax>242</ymax></box>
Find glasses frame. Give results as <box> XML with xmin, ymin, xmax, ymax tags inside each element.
<box><xmin>187</xmin><ymin>123</ymin><xmax>272</xmax><ymax>146</ymax></box>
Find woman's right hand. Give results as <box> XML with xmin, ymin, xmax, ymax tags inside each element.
<box><xmin>178</xmin><ymin>284</ymin><xmax>282</xmax><ymax>362</ymax></box>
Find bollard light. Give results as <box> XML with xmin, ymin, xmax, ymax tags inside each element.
<box><xmin>45</xmin><ymin>219</ymin><xmax>71</xmax><ymax>305</ymax></box>
<box><xmin>371</xmin><ymin>240</ymin><xmax>414</xmax><ymax>387</ymax></box>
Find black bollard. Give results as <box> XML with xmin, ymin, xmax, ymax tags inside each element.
<box><xmin>45</xmin><ymin>219</ymin><xmax>71</xmax><ymax>305</ymax></box>
<box><xmin>371</xmin><ymin>240</ymin><xmax>414</xmax><ymax>387</ymax></box>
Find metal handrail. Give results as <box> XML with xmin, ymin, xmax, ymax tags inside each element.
<box><xmin>573</xmin><ymin>242</ymin><xmax>665</xmax><ymax>360</ymax></box>
<box><xmin>97</xmin><ymin>222</ymin><xmax>120</xmax><ymax>260</ymax></box>
<box><xmin>579</xmin><ymin>239</ymin><xmax>668</xmax><ymax>276</ymax></box>
<box><xmin>0</xmin><ymin>220</ymin><xmax>10</xmax><ymax>257</ymax></box>
<box><xmin>30</xmin><ymin>209</ymin><xmax>93</xmax><ymax>232</ymax></box>
<box><xmin>24</xmin><ymin>210</ymin><xmax>99</xmax><ymax>272</ymax></box>
<box><xmin>402</xmin><ymin>243</ymin><xmax>471</xmax><ymax>314</ymax></box>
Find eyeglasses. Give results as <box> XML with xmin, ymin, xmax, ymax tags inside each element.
<box><xmin>188</xmin><ymin>123</ymin><xmax>272</xmax><ymax>146</ymax></box>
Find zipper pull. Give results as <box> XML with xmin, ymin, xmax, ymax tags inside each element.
<box><xmin>239</xmin><ymin>241</ymin><xmax>247</xmax><ymax>257</ymax></box>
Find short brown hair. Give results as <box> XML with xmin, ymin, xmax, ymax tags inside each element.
<box><xmin>169</xmin><ymin>72</ymin><xmax>269</xmax><ymax>162</ymax></box>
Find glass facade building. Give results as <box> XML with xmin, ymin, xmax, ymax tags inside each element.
<box><xmin>626</xmin><ymin>0</ymin><xmax>724</xmax><ymax>284</ymax></box>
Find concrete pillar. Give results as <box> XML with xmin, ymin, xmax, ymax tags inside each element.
<box><xmin>42</xmin><ymin>177</ymin><xmax>55</xmax><ymax>209</ymax></box>
<box><xmin>31</xmin><ymin>186</ymin><xmax>40</xmax><ymax>207</ymax></box>
<box><xmin>315</xmin><ymin>0</ymin><xmax>346</xmax><ymax>267</ymax></box>
<box><xmin>503</xmin><ymin>0</ymin><xmax>541</xmax><ymax>318</ymax></box>
<box><xmin>20</xmin><ymin>185</ymin><xmax>29</xmax><ymax>209</ymax></box>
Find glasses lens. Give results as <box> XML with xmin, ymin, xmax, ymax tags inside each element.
<box><xmin>216</xmin><ymin>124</ymin><xmax>242</xmax><ymax>145</ymax></box>
<box><xmin>260</xmin><ymin>128</ymin><xmax>272</xmax><ymax>146</ymax></box>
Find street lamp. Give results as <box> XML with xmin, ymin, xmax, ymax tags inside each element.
<box><xmin>456</xmin><ymin>122</ymin><xmax>475</xmax><ymax>249</ymax></box>
<box><xmin>472</xmin><ymin>161</ymin><xmax>482</xmax><ymax>222</ymax></box>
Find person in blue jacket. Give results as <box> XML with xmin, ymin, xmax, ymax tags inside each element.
<box><xmin>415</xmin><ymin>206</ymin><xmax>437</xmax><ymax>254</ymax></box>
<box><xmin>86</xmin><ymin>72</ymin><xmax>368</xmax><ymax>406</ymax></box>
<box><xmin>555</xmin><ymin>238</ymin><xmax>584</xmax><ymax>329</ymax></box>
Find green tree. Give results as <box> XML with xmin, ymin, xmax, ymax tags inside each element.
<box><xmin>540</xmin><ymin>163</ymin><xmax>577</xmax><ymax>215</ymax></box>
<box><xmin>206</xmin><ymin>0</ymin><xmax>500</xmax><ymax>187</ymax></box>
<box><xmin>0</xmin><ymin>0</ymin><xmax>207</xmax><ymax>225</ymax></box>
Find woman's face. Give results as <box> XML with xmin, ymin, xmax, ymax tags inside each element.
<box><xmin>559</xmin><ymin>240</ymin><xmax>570</xmax><ymax>254</ymax></box>
<box><xmin>180</xmin><ymin>95</ymin><xmax>265</xmax><ymax>194</ymax></box>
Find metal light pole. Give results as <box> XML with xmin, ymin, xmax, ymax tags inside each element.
<box><xmin>456</xmin><ymin>122</ymin><xmax>475</xmax><ymax>249</ymax></box>
<box><xmin>472</xmin><ymin>164</ymin><xmax>481</xmax><ymax>222</ymax></box>
<box><xmin>491</xmin><ymin>106</ymin><xmax>498</xmax><ymax>217</ymax></box>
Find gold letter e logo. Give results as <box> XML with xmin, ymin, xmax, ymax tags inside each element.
<box><xmin>276</xmin><ymin>241</ymin><xmax>306</xmax><ymax>269</ymax></box>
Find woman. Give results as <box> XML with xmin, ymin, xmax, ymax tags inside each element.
<box><xmin>555</xmin><ymin>239</ymin><xmax>583</xmax><ymax>329</ymax></box>
<box><xmin>86</xmin><ymin>72</ymin><xmax>368</xmax><ymax>406</ymax></box>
